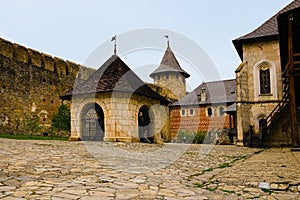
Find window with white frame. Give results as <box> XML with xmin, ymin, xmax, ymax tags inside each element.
<box><xmin>253</xmin><ymin>60</ymin><xmax>277</xmax><ymax>100</ymax></box>
<box><xmin>189</xmin><ymin>108</ymin><xmax>195</xmax><ymax>116</ymax></box>
<box><xmin>181</xmin><ymin>109</ymin><xmax>186</xmax><ymax>116</ymax></box>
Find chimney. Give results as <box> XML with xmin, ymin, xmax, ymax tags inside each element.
<box><xmin>200</xmin><ymin>87</ymin><xmax>206</xmax><ymax>102</ymax></box>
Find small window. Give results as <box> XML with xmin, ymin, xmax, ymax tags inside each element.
<box><xmin>181</xmin><ymin>109</ymin><xmax>186</xmax><ymax>116</ymax></box>
<box><xmin>260</xmin><ymin>69</ymin><xmax>271</xmax><ymax>94</ymax></box>
<box><xmin>157</xmin><ymin>75</ymin><xmax>160</xmax><ymax>80</ymax></box>
<box><xmin>166</xmin><ymin>74</ymin><xmax>169</xmax><ymax>79</ymax></box>
<box><xmin>219</xmin><ymin>107</ymin><xmax>225</xmax><ymax>116</ymax></box>
<box><xmin>207</xmin><ymin>107</ymin><xmax>213</xmax><ymax>117</ymax></box>
<box><xmin>176</xmin><ymin>74</ymin><xmax>179</xmax><ymax>79</ymax></box>
<box><xmin>189</xmin><ymin>108</ymin><xmax>194</xmax><ymax>116</ymax></box>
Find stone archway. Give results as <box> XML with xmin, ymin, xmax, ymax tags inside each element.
<box><xmin>81</xmin><ymin>103</ymin><xmax>105</xmax><ymax>141</ymax></box>
<box><xmin>138</xmin><ymin>105</ymin><xmax>153</xmax><ymax>143</ymax></box>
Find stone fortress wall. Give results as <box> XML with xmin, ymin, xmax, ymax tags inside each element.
<box><xmin>0</xmin><ymin>38</ymin><xmax>95</xmax><ymax>134</ymax></box>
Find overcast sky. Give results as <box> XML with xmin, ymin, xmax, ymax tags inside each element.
<box><xmin>0</xmin><ymin>0</ymin><xmax>292</xmax><ymax>90</ymax></box>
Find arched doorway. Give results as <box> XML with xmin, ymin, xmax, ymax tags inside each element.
<box><xmin>81</xmin><ymin>103</ymin><xmax>104</xmax><ymax>141</ymax></box>
<box><xmin>259</xmin><ymin>118</ymin><xmax>267</xmax><ymax>147</ymax></box>
<box><xmin>138</xmin><ymin>105</ymin><xmax>153</xmax><ymax>143</ymax></box>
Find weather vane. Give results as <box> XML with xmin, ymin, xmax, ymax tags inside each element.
<box><xmin>111</xmin><ymin>35</ymin><xmax>117</xmax><ymax>55</ymax></box>
<box><xmin>164</xmin><ymin>35</ymin><xmax>169</xmax><ymax>47</ymax></box>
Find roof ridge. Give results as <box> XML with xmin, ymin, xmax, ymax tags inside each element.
<box><xmin>202</xmin><ymin>78</ymin><xmax>236</xmax><ymax>84</ymax></box>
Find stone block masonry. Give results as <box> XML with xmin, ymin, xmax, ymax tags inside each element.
<box><xmin>0</xmin><ymin>37</ymin><xmax>95</xmax><ymax>134</ymax></box>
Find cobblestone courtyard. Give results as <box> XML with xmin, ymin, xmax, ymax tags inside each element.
<box><xmin>0</xmin><ymin>139</ymin><xmax>299</xmax><ymax>200</ymax></box>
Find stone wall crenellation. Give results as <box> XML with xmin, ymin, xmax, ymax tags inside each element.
<box><xmin>0</xmin><ymin>37</ymin><xmax>96</xmax><ymax>135</ymax></box>
<box><xmin>0</xmin><ymin>38</ymin><xmax>94</xmax><ymax>79</ymax></box>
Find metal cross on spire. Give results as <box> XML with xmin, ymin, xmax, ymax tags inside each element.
<box><xmin>164</xmin><ymin>35</ymin><xmax>169</xmax><ymax>47</ymax></box>
<box><xmin>111</xmin><ymin>35</ymin><xmax>117</xmax><ymax>55</ymax></box>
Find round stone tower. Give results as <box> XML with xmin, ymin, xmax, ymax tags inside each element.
<box><xmin>150</xmin><ymin>44</ymin><xmax>190</xmax><ymax>100</ymax></box>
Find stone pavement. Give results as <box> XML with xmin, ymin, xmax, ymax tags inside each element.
<box><xmin>0</xmin><ymin>138</ymin><xmax>299</xmax><ymax>200</ymax></box>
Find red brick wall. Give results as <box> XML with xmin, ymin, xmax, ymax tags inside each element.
<box><xmin>170</xmin><ymin>105</ymin><xmax>231</xmax><ymax>139</ymax></box>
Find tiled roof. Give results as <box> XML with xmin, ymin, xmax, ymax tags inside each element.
<box><xmin>224</xmin><ymin>103</ymin><xmax>236</xmax><ymax>112</ymax></box>
<box><xmin>62</xmin><ymin>55</ymin><xmax>169</xmax><ymax>104</ymax></box>
<box><xmin>171</xmin><ymin>79</ymin><xmax>236</xmax><ymax>106</ymax></box>
<box><xmin>150</xmin><ymin>46</ymin><xmax>190</xmax><ymax>78</ymax></box>
<box><xmin>233</xmin><ymin>0</ymin><xmax>300</xmax><ymax>59</ymax></box>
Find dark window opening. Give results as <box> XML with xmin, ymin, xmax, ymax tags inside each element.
<box><xmin>190</xmin><ymin>109</ymin><xmax>194</xmax><ymax>116</ymax></box>
<box><xmin>66</xmin><ymin>67</ymin><xmax>70</xmax><ymax>76</ymax></box>
<box><xmin>260</xmin><ymin>69</ymin><xmax>271</xmax><ymax>94</ymax></box>
<box><xmin>207</xmin><ymin>107</ymin><xmax>213</xmax><ymax>117</ymax></box>
<box><xmin>181</xmin><ymin>109</ymin><xmax>186</xmax><ymax>116</ymax></box>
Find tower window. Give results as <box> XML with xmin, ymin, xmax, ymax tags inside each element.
<box><xmin>260</xmin><ymin>69</ymin><xmax>271</xmax><ymax>94</ymax></box>
<box><xmin>166</xmin><ymin>74</ymin><xmax>169</xmax><ymax>79</ymax></box>
<box><xmin>157</xmin><ymin>75</ymin><xmax>160</xmax><ymax>80</ymax></box>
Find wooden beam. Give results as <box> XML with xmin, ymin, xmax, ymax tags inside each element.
<box><xmin>288</xmin><ymin>14</ymin><xmax>299</xmax><ymax>147</ymax></box>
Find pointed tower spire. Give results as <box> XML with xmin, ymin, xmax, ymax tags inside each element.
<box><xmin>150</xmin><ymin>38</ymin><xmax>190</xmax><ymax>99</ymax></box>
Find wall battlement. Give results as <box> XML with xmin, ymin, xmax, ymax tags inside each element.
<box><xmin>0</xmin><ymin>38</ymin><xmax>94</xmax><ymax>80</ymax></box>
<box><xmin>0</xmin><ymin>37</ymin><xmax>95</xmax><ymax>135</ymax></box>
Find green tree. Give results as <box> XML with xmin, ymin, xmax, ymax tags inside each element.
<box><xmin>51</xmin><ymin>104</ymin><xmax>71</xmax><ymax>131</ymax></box>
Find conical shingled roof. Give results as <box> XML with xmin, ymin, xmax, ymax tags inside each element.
<box><xmin>150</xmin><ymin>46</ymin><xmax>190</xmax><ymax>78</ymax></box>
<box><xmin>61</xmin><ymin>55</ymin><xmax>169</xmax><ymax>104</ymax></box>
<box><xmin>233</xmin><ymin>0</ymin><xmax>300</xmax><ymax>59</ymax></box>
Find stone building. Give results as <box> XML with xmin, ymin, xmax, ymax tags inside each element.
<box><xmin>60</xmin><ymin>44</ymin><xmax>236</xmax><ymax>143</ymax></box>
<box><xmin>61</xmin><ymin>55</ymin><xmax>170</xmax><ymax>143</ymax></box>
<box><xmin>233</xmin><ymin>0</ymin><xmax>300</xmax><ymax>147</ymax></box>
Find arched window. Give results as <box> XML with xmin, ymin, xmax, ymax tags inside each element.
<box><xmin>259</xmin><ymin>68</ymin><xmax>271</xmax><ymax>94</ymax></box>
<box><xmin>253</xmin><ymin>60</ymin><xmax>277</xmax><ymax>99</ymax></box>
